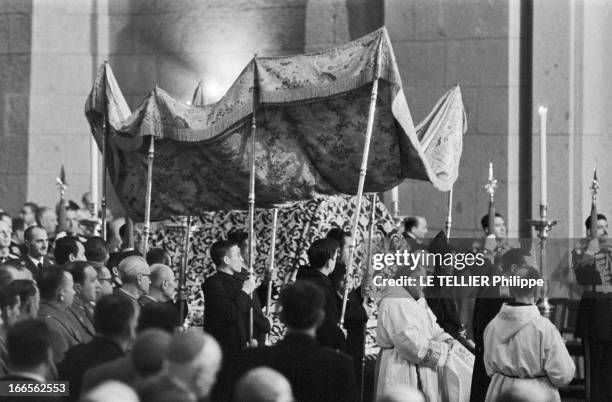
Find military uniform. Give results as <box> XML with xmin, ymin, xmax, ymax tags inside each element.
<box><xmin>573</xmin><ymin>239</ymin><xmax>612</xmax><ymax>402</ymax></box>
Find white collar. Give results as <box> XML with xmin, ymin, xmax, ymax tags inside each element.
<box><xmin>28</xmin><ymin>255</ymin><xmax>43</xmax><ymax>266</ymax></box>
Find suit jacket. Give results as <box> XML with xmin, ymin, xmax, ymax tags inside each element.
<box><xmin>58</xmin><ymin>337</ymin><xmax>125</xmax><ymax>402</ymax></box>
<box><xmin>81</xmin><ymin>355</ymin><xmax>134</xmax><ymax>393</ymax></box>
<box><xmin>67</xmin><ymin>297</ymin><xmax>96</xmax><ymax>344</ymax></box>
<box><xmin>16</xmin><ymin>255</ymin><xmax>53</xmax><ymax>278</ymax></box>
<box><xmin>233</xmin><ymin>333</ymin><xmax>357</xmax><ymax>402</ymax></box>
<box><xmin>38</xmin><ymin>301</ymin><xmax>84</xmax><ymax>363</ymax></box>
<box><xmin>296</xmin><ymin>267</ymin><xmax>346</xmax><ymax>351</ymax></box>
<box><xmin>0</xmin><ymin>374</ymin><xmax>63</xmax><ymax>402</ymax></box>
<box><xmin>202</xmin><ymin>271</ymin><xmax>251</xmax><ymax>359</ymax></box>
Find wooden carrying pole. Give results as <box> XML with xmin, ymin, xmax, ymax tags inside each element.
<box><xmin>266</xmin><ymin>208</ymin><xmax>279</xmax><ymax>318</ymax></box>
<box><xmin>445</xmin><ymin>187</ymin><xmax>453</xmax><ymax>238</ymax></box>
<box><xmin>142</xmin><ymin>136</ymin><xmax>156</xmax><ymax>255</ymax></box>
<box><xmin>265</xmin><ymin>208</ymin><xmax>279</xmax><ymax>345</ymax></box>
<box><xmin>247</xmin><ymin>55</ymin><xmax>258</xmax><ymax>341</ymax></box>
<box><xmin>340</xmin><ymin>43</ymin><xmax>382</xmax><ymax>326</ymax></box>
<box><xmin>359</xmin><ymin>193</ymin><xmax>377</xmax><ymax>402</ymax></box>
<box><xmin>101</xmin><ymin>118</ymin><xmax>108</xmax><ymax>240</ymax></box>
<box><xmin>179</xmin><ymin>215</ymin><xmax>193</xmax><ymax>325</ymax></box>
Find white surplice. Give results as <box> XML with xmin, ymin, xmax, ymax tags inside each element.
<box><xmin>375</xmin><ymin>287</ymin><xmax>453</xmax><ymax>402</ymax></box>
<box><xmin>483</xmin><ymin>304</ymin><xmax>576</xmax><ymax>402</ymax></box>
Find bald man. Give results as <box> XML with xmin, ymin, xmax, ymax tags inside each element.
<box><xmin>233</xmin><ymin>367</ymin><xmax>293</xmax><ymax>402</ymax></box>
<box><xmin>158</xmin><ymin>330</ymin><xmax>223</xmax><ymax>401</ymax></box>
<box><xmin>114</xmin><ymin>256</ymin><xmax>151</xmax><ymax>303</ymax></box>
<box><xmin>138</xmin><ymin>263</ymin><xmax>187</xmax><ymax>324</ymax></box>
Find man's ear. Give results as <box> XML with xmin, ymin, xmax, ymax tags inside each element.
<box><xmin>73</xmin><ymin>282</ymin><xmax>83</xmax><ymax>294</ymax></box>
<box><xmin>69</xmin><ymin>253</ymin><xmax>76</xmax><ymax>263</ymax></box>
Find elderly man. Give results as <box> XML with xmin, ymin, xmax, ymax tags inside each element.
<box><xmin>114</xmin><ymin>256</ymin><xmax>151</xmax><ymax>304</ymax></box>
<box><xmin>138</xmin><ymin>263</ymin><xmax>186</xmax><ymax>325</ymax></box>
<box><xmin>21</xmin><ymin>226</ymin><xmax>52</xmax><ymax>277</ymax></box>
<box><xmin>233</xmin><ymin>367</ymin><xmax>294</xmax><ymax>402</ymax></box>
<box><xmin>35</xmin><ymin>207</ymin><xmax>58</xmax><ymax>242</ymax></box>
<box><xmin>157</xmin><ymin>330</ymin><xmax>222</xmax><ymax>401</ymax></box>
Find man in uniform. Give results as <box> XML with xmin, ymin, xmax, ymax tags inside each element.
<box><xmin>573</xmin><ymin>213</ymin><xmax>612</xmax><ymax>401</ymax></box>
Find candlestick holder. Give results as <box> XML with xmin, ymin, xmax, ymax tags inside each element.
<box><xmin>527</xmin><ymin>204</ymin><xmax>557</xmax><ymax>318</ymax></box>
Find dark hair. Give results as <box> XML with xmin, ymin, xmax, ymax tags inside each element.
<box><xmin>307</xmin><ymin>238</ymin><xmax>338</xmax><ymax>269</ymax></box>
<box><xmin>510</xmin><ymin>266</ymin><xmax>541</xmax><ymax>299</ymax></box>
<box><xmin>56</xmin><ymin>200</ymin><xmax>79</xmax><ymax>215</ymax></box>
<box><xmin>11</xmin><ymin>217</ymin><xmax>25</xmax><ymax>232</ymax></box>
<box><xmin>24</xmin><ymin>225</ymin><xmax>45</xmax><ymax>243</ymax></box>
<box><xmin>280</xmin><ymin>281</ymin><xmax>324</xmax><ymax>330</ymax></box>
<box><xmin>65</xmin><ymin>261</ymin><xmax>94</xmax><ymax>286</ymax></box>
<box><xmin>37</xmin><ymin>266</ymin><xmax>68</xmax><ymax>301</ymax></box>
<box><xmin>227</xmin><ymin>230</ymin><xmax>249</xmax><ymax>248</ymax></box>
<box><xmin>403</xmin><ymin>216</ymin><xmax>418</xmax><ymax>234</ymax></box>
<box><xmin>501</xmin><ymin>248</ymin><xmax>528</xmax><ymax>272</ymax></box>
<box><xmin>0</xmin><ymin>266</ymin><xmax>12</xmax><ymax>288</ymax></box>
<box><xmin>481</xmin><ymin>213</ymin><xmax>504</xmax><ymax>231</ymax></box>
<box><xmin>85</xmin><ymin>236</ymin><xmax>108</xmax><ymax>263</ymax></box>
<box><xmin>138</xmin><ymin>302</ymin><xmax>179</xmax><ymax>333</ymax></box>
<box><xmin>146</xmin><ymin>248</ymin><xmax>170</xmax><ymax>266</ymax></box>
<box><xmin>54</xmin><ymin>236</ymin><xmax>81</xmax><ymax>265</ymax></box>
<box><xmin>326</xmin><ymin>228</ymin><xmax>350</xmax><ymax>248</ymax></box>
<box><xmin>210</xmin><ymin>240</ymin><xmax>238</xmax><ymax>267</ymax></box>
<box><xmin>0</xmin><ymin>212</ymin><xmax>11</xmax><ymax>223</ymax></box>
<box><xmin>0</xmin><ymin>283</ymin><xmax>19</xmax><ymax>309</ymax></box>
<box><xmin>7</xmin><ymin>320</ymin><xmax>52</xmax><ymax>369</ymax></box>
<box><xmin>23</xmin><ymin>202</ymin><xmax>39</xmax><ymax>213</ymax></box>
<box><xmin>8</xmin><ymin>279</ymin><xmax>38</xmax><ymax>307</ymax></box>
<box><xmin>585</xmin><ymin>213</ymin><xmax>608</xmax><ymax>231</ymax></box>
<box><xmin>94</xmin><ymin>294</ymin><xmax>138</xmax><ymax>337</ymax></box>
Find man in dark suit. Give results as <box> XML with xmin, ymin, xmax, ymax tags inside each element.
<box><xmin>20</xmin><ymin>226</ymin><xmax>52</xmax><ymax>277</ymax></box>
<box><xmin>202</xmin><ymin>239</ymin><xmax>257</xmax><ymax>360</ymax></box>
<box><xmin>1</xmin><ymin>319</ymin><xmax>63</xmax><ymax>402</ymax></box>
<box><xmin>233</xmin><ymin>281</ymin><xmax>358</xmax><ymax>402</ymax></box>
<box><xmin>58</xmin><ymin>294</ymin><xmax>139</xmax><ymax>401</ymax></box>
<box><xmin>296</xmin><ymin>238</ymin><xmax>346</xmax><ymax>351</ymax></box>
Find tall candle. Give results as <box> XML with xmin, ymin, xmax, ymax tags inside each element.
<box><xmin>538</xmin><ymin>106</ymin><xmax>548</xmax><ymax>207</ymax></box>
<box><xmin>391</xmin><ymin>186</ymin><xmax>399</xmax><ymax>218</ymax></box>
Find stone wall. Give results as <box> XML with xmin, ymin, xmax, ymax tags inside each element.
<box><xmin>384</xmin><ymin>0</ymin><xmax>520</xmax><ymax>238</ymax></box>
<box><xmin>0</xmin><ymin>0</ymin><xmax>31</xmax><ymax>214</ymax></box>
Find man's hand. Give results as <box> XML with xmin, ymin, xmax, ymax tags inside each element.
<box><xmin>586</xmin><ymin>237</ymin><xmax>600</xmax><ymax>255</ymax></box>
<box><xmin>363</xmin><ymin>299</ymin><xmax>374</xmax><ymax>318</ymax></box>
<box><xmin>484</xmin><ymin>234</ymin><xmax>497</xmax><ymax>253</ymax></box>
<box><xmin>242</xmin><ymin>277</ymin><xmax>257</xmax><ymax>294</ymax></box>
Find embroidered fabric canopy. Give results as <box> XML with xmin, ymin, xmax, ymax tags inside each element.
<box><xmin>85</xmin><ymin>27</ymin><xmax>466</xmax><ymax>221</ymax></box>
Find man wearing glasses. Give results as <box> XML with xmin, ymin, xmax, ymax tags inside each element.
<box><xmin>114</xmin><ymin>256</ymin><xmax>152</xmax><ymax>304</ymax></box>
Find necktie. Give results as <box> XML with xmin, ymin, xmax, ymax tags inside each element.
<box><xmin>37</xmin><ymin>262</ymin><xmax>43</xmax><ymax>271</ymax></box>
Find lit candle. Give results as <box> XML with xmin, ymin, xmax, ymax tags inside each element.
<box><xmin>391</xmin><ymin>186</ymin><xmax>399</xmax><ymax>217</ymax></box>
<box><xmin>538</xmin><ymin>106</ymin><xmax>548</xmax><ymax>208</ymax></box>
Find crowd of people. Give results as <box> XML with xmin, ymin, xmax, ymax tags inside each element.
<box><xmin>0</xmin><ymin>195</ymin><xmax>589</xmax><ymax>402</ymax></box>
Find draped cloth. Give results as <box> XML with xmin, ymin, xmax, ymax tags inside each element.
<box><xmin>84</xmin><ymin>27</ymin><xmax>466</xmax><ymax>221</ymax></box>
